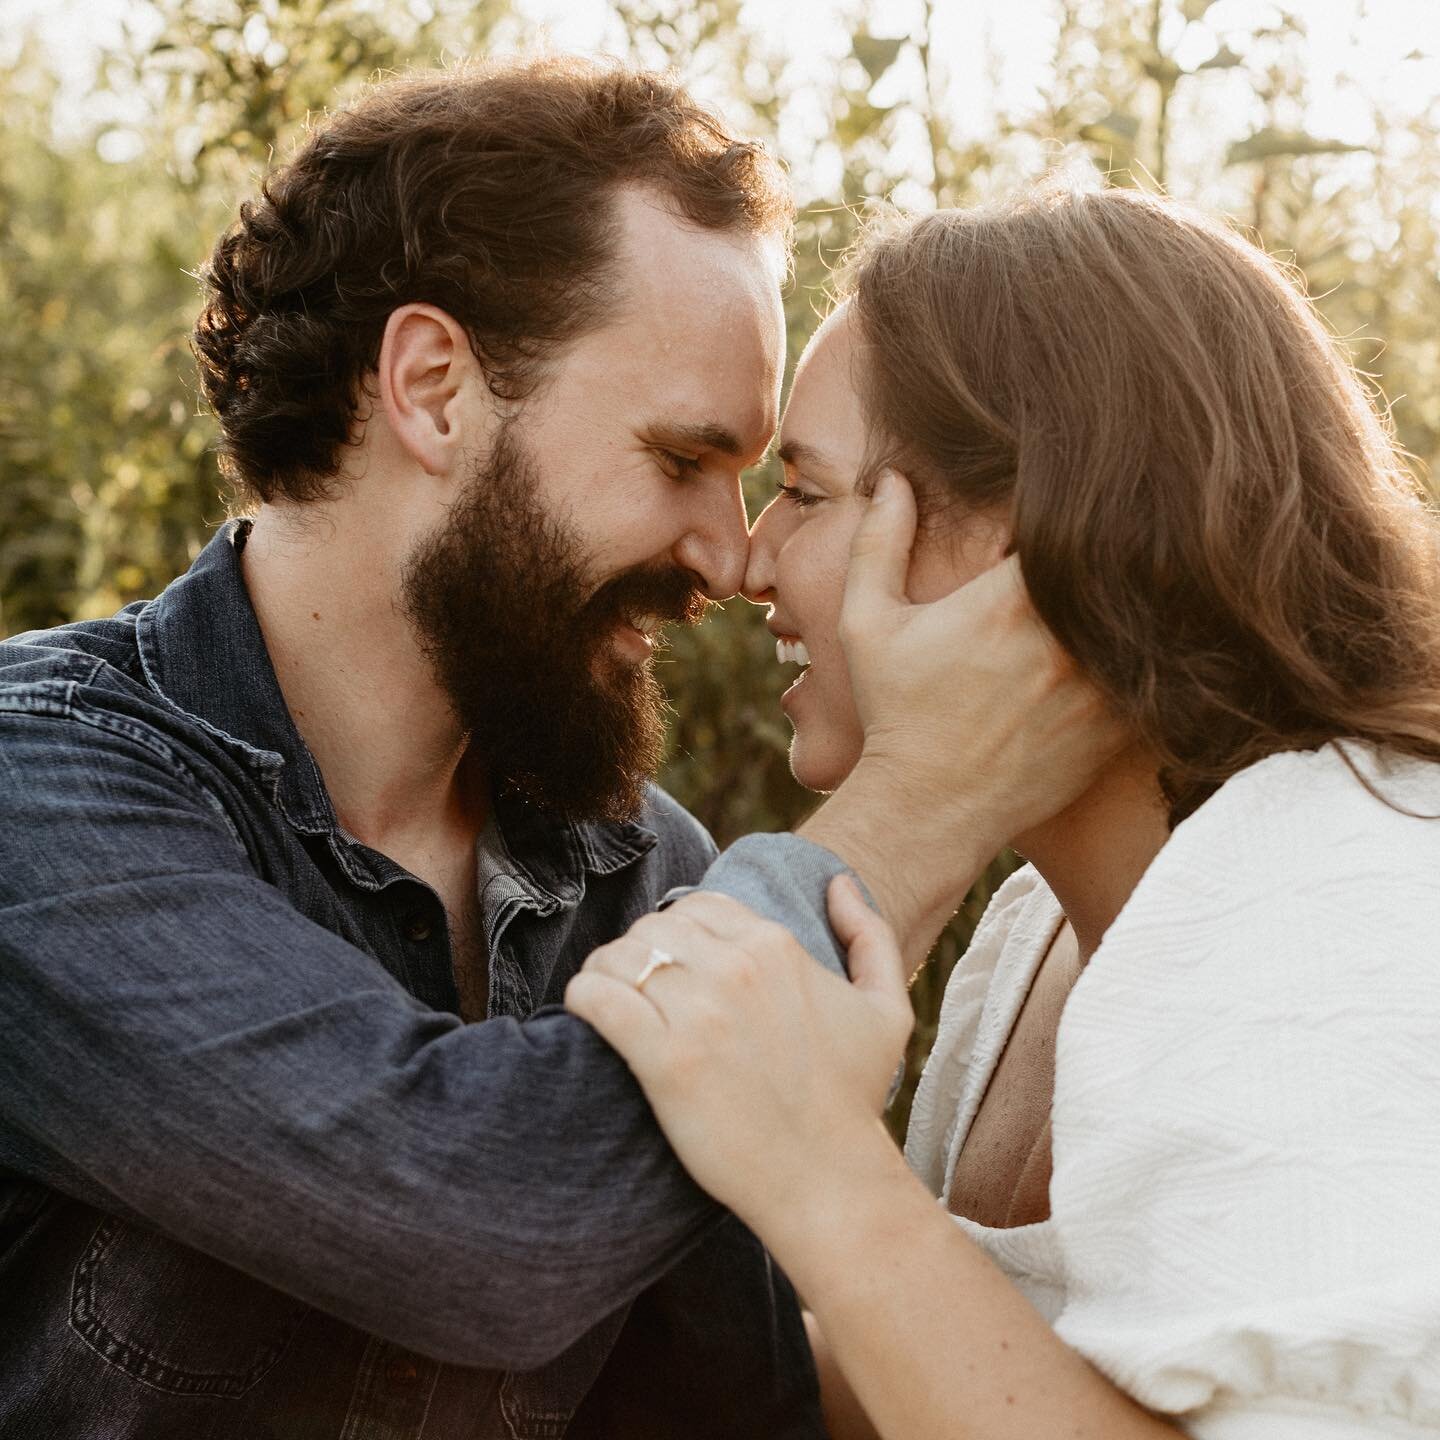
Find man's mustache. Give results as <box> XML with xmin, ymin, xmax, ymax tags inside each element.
<box><xmin>584</xmin><ymin>565</ymin><xmax>711</xmax><ymax>634</ymax></box>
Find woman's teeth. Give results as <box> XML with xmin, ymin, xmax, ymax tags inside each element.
<box><xmin>775</xmin><ymin>638</ymin><xmax>811</xmax><ymax>667</ymax></box>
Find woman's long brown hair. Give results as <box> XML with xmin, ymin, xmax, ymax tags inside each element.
<box><xmin>846</xmin><ymin>181</ymin><xmax>1440</xmax><ymax>825</ymax></box>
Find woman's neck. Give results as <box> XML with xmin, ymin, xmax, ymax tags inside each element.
<box><xmin>1011</xmin><ymin>746</ymin><xmax>1172</xmax><ymax>963</ymax></box>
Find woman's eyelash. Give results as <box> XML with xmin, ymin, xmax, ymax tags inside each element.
<box><xmin>777</xmin><ymin>481</ymin><xmax>821</xmax><ymax>508</ymax></box>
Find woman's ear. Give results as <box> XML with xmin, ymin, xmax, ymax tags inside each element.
<box><xmin>375</xmin><ymin>303</ymin><xmax>482</xmax><ymax>476</ymax></box>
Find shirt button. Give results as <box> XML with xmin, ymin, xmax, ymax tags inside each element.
<box><xmin>402</xmin><ymin>912</ymin><xmax>433</xmax><ymax>943</ymax></box>
<box><xmin>386</xmin><ymin>1357</ymin><xmax>420</xmax><ymax>1386</ymax></box>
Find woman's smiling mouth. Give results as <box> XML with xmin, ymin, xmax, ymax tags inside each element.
<box><xmin>770</xmin><ymin>631</ymin><xmax>813</xmax><ymax>705</ymax></box>
<box><xmin>775</xmin><ymin>636</ymin><xmax>811</xmax><ymax>667</ymax></box>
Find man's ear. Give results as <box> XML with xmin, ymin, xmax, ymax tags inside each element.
<box><xmin>376</xmin><ymin>304</ymin><xmax>482</xmax><ymax>476</ymax></box>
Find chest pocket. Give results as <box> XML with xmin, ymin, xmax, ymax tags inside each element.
<box><xmin>69</xmin><ymin>1216</ymin><xmax>309</xmax><ymax>1397</ymax></box>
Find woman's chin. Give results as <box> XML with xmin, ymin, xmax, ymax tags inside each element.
<box><xmin>788</xmin><ymin>733</ymin><xmax>863</xmax><ymax>796</ymax></box>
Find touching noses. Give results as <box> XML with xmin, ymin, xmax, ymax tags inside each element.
<box><xmin>741</xmin><ymin>496</ymin><xmax>783</xmax><ymax>605</ymax></box>
<box><xmin>672</xmin><ymin>478</ymin><xmax>751</xmax><ymax>601</ymax></box>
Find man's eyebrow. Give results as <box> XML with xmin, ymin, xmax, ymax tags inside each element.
<box><xmin>776</xmin><ymin>439</ymin><xmax>836</xmax><ymax>472</ymax></box>
<box><xmin>650</xmin><ymin>421</ymin><xmax>744</xmax><ymax>457</ymax></box>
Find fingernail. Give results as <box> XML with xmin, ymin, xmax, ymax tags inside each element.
<box><xmin>872</xmin><ymin>471</ymin><xmax>898</xmax><ymax>503</ymax></box>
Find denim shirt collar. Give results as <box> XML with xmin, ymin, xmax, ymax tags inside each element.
<box><xmin>133</xmin><ymin>520</ymin><xmax>656</xmax><ymax>904</ymax></box>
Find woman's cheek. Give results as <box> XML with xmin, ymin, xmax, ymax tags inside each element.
<box><xmin>789</xmin><ymin>687</ymin><xmax>866</xmax><ymax>791</ymax></box>
<box><xmin>778</xmin><ymin>504</ymin><xmax>869</xmax><ymax>791</ymax></box>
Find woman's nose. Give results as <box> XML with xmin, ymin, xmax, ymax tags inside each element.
<box><xmin>741</xmin><ymin>495</ymin><xmax>783</xmax><ymax>604</ymax></box>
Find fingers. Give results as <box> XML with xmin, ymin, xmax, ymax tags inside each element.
<box><xmin>564</xmin><ymin>969</ymin><xmax>669</xmax><ymax>1068</ymax></box>
<box><xmin>602</xmin><ymin>904</ymin><xmax>733</xmax><ymax>976</ymax></box>
<box><xmin>633</xmin><ymin>893</ymin><xmax>807</xmax><ymax>966</ymax></box>
<box><xmin>839</xmin><ymin>470</ymin><xmax>918</xmax><ymax>629</ymax></box>
<box><xmin>652</xmin><ymin>891</ymin><xmax>767</xmax><ymax>942</ymax></box>
<box><xmin>825</xmin><ymin>873</ymin><xmax>876</xmax><ymax>953</ymax></box>
<box><xmin>927</xmin><ymin>551</ymin><xmax>1029</xmax><ymax>630</ymax></box>
<box><xmin>826</xmin><ymin>875</ymin><xmax>907</xmax><ymax>1004</ymax></box>
<box><xmin>582</xmin><ymin>932</ymin><xmax>690</xmax><ymax>1005</ymax></box>
<box><xmin>583</xmin><ymin>894</ymin><xmax>793</xmax><ymax>999</ymax></box>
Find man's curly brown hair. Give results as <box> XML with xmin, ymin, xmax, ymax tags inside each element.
<box><xmin>192</xmin><ymin>55</ymin><xmax>792</xmax><ymax>504</ymax></box>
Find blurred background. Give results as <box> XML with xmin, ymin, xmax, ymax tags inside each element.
<box><xmin>3</xmin><ymin>0</ymin><xmax>1437</xmax><ymax>1127</ymax></box>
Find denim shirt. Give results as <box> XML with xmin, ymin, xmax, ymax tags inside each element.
<box><xmin>0</xmin><ymin>522</ymin><xmax>852</xmax><ymax>1439</ymax></box>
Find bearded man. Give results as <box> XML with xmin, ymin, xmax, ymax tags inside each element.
<box><xmin>0</xmin><ymin>56</ymin><xmax>1105</xmax><ymax>1440</ymax></box>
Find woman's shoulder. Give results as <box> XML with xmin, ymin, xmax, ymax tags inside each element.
<box><xmin>1054</xmin><ymin>738</ymin><xmax>1440</xmax><ymax>1218</ymax></box>
<box><xmin>1058</xmin><ymin>737</ymin><xmax>1440</xmax><ymax>1208</ymax></box>
<box><xmin>1167</xmin><ymin>740</ymin><xmax>1440</xmax><ymax>870</ymax></box>
<box><xmin>1109</xmin><ymin>741</ymin><xmax>1440</xmax><ymax>952</ymax></box>
<box><xmin>954</xmin><ymin>862</ymin><xmax>1064</xmax><ymax>1000</ymax></box>
<box><xmin>974</xmin><ymin>861</ymin><xmax>1058</xmax><ymax>939</ymax></box>
<box><xmin>905</xmin><ymin>864</ymin><xmax>1062</xmax><ymax>1190</ymax></box>
<box><xmin>1050</xmin><ymin>743</ymin><xmax>1440</xmax><ymax>1431</ymax></box>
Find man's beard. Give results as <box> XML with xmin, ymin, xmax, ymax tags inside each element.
<box><xmin>401</xmin><ymin>425</ymin><xmax>707</xmax><ymax>823</ymax></box>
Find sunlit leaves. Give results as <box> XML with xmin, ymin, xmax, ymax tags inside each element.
<box><xmin>1226</xmin><ymin>125</ymin><xmax>1370</xmax><ymax>165</ymax></box>
<box><xmin>851</xmin><ymin>31</ymin><xmax>905</xmax><ymax>86</ymax></box>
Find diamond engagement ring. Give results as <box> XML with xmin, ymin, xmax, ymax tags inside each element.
<box><xmin>633</xmin><ymin>948</ymin><xmax>679</xmax><ymax>992</ymax></box>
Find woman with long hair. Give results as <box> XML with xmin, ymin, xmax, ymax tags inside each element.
<box><xmin>567</xmin><ymin>180</ymin><xmax>1440</xmax><ymax>1439</ymax></box>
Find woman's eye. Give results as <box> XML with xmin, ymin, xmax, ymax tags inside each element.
<box><xmin>656</xmin><ymin>449</ymin><xmax>703</xmax><ymax>481</ymax></box>
<box><xmin>777</xmin><ymin>481</ymin><xmax>821</xmax><ymax>509</ymax></box>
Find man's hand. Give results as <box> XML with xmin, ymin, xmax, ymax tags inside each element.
<box><xmin>801</xmin><ymin>473</ymin><xmax>1125</xmax><ymax>961</ymax></box>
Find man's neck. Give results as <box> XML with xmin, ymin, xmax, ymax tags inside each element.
<box><xmin>240</xmin><ymin>503</ymin><xmax>483</xmax><ymax>855</ymax></box>
<box><xmin>1012</xmin><ymin>748</ymin><xmax>1171</xmax><ymax>963</ymax></box>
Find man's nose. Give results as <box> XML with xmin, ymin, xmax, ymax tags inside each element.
<box><xmin>673</xmin><ymin>482</ymin><xmax>751</xmax><ymax>601</ymax></box>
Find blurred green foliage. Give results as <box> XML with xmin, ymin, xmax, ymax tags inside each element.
<box><xmin>3</xmin><ymin>0</ymin><xmax>1438</xmax><ymax>1131</ymax></box>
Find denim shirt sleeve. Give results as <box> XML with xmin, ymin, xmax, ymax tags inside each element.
<box><xmin>569</xmin><ymin>1213</ymin><xmax>822</xmax><ymax>1439</ymax></box>
<box><xmin>666</xmin><ymin>832</ymin><xmax>862</xmax><ymax>976</ymax></box>
<box><xmin>0</xmin><ymin>696</ymin><xmax>722</xmax><ymax>1372</ymax></box>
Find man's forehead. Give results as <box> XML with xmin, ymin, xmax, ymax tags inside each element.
<box><xmin>592</xmin><ymin>192</ymin><xmax>783</xmax><ymax>459</ymax></box>
<box><xmin>606</xmin><ymin>197</ymin><xmax>787</xmax><ymax>352</ymax></box>
<box><xmin>609</xmin><ymin>184</ymin><xmax>786</xmax><ymax>285</ymax></box>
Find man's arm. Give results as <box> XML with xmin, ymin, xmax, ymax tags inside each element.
<box><xmin>0</xmin><ymin>704</ymin><xmax>718</xmax><ymax>1372</ymax></box>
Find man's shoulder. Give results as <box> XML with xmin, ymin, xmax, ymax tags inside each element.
<box><xmin>0</xmin><ymin>607</ymin><xmax>149</xmax><ymax>702</ymax></box>
<box><xmin>0</xmin><ymin>605</ymin><xmax>219</xmax><ymax>779</ymax></box>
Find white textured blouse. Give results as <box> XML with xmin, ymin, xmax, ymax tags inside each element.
<box><xmin>905</xmin><ymin>744</ymin><xmax>1440</xmax><ymax>1439</ymax></box>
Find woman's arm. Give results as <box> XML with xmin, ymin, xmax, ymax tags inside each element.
<box><xmin>806</xmin><ymin>1312</ymin><xmax>880</xmax><ymax>1440</ymax></box>
<box><xmin>771</xmin><ymin>1122</ymin><xmax>1178</xmax><ymax>1440</ymax></box>
<box><xmin>567</xmin><ymin>883</ymin><xmax>1183</xmax><ymax>1440</ymax></box>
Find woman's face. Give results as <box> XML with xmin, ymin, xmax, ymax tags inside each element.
<box><xmin>744</xmin><ymin>304</ymin><xmax>1008</xmax><ymax>792</ymax></box>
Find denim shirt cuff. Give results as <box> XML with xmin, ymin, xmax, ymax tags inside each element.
<box><xmin>661</xmin><ymin>832</ymin><xmax>877</xmax><ymax>978</ymax></box>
